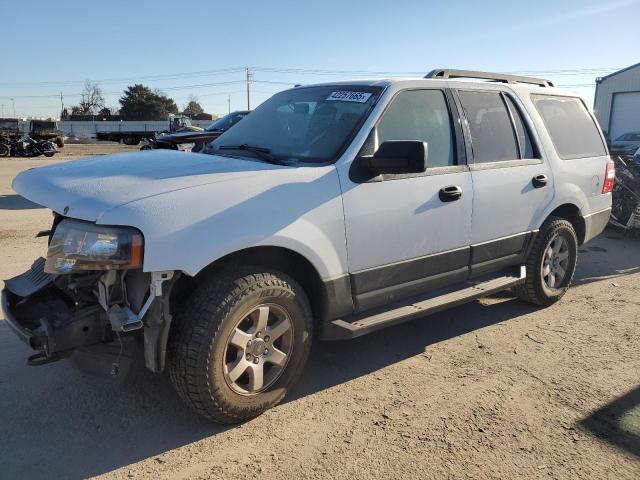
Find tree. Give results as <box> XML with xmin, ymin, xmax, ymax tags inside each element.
<box><xmin>119</xmin><ymin>84</ymin><xmax>179</xmax><ymax>120</ymax></box>
<box><xmin>71</xmin><ymin>80</ymin><xmax>105</xmax><ymax>115</ymax></box>
<box><xmin>60</xmin><ymin>107</ymin><xmax>69</xmax><ymax>120</ymax></box>
<box><xmin>182</xmin><ymin>95</ymin><xmax>204</xmax><ymax>116</ymax></box>
<box><xmin>98</xmin><ymin>107</ymin><xmax>113</xmax><ymax>117</ymax></box>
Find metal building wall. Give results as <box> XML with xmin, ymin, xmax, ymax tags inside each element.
<box><xmin>594</xmin><ymin>63</ymin><xmax>640</xmax><ymax>135</ymax></box>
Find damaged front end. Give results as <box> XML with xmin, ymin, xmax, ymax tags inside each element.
<box><xmin>610</xmin><ymin>154</ymin><xmax>640</xmax><ymax>233</ymax></box>
<box><xmin>1</xmin><ymin>216</ymin><xmax>178</xmax><ymax>372</ymax></box>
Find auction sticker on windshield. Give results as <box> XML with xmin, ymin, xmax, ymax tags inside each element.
<box><xmin>326</xmin><ymin>91</ymin><xmax>372</xmax><ymax>103</ymax></box>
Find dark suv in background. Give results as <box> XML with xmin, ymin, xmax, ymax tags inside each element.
<box><xmin>146</xmin><ymin>110</ymin><xmax>250</xmax><ymax>152</ymax></box>
<box><xmin>610</xmin><ymin>131</ymin><xmax>640</xmax><ymax>155</ymax></box>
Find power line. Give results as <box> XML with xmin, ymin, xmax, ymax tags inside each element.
<box><xmin>0</xmin><ymin>67</ymin><xmax>247</xmax><ymax>88</ymax></box>
<box><xmin>0</xmin><ymin>65</ymin><xmax>623</xmax><ymax>90</ymax></box>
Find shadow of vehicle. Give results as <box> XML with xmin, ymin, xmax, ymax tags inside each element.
<box><xmin>579</xmin><ymin>385</ymin><xmax>640</xmax><ymax>458</ymax></box>
<box><xmin>572</xmin><ymin>227</ymin><xmax>640</xmax><ymax>285</ymax></box>
<box><xmin>0</xmin><ymin>194</ymin><xmax>44</xmax><ymax>210</ymax></box>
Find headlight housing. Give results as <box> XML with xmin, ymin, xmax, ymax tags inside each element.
<box><xmin>44</xmin><ymin>219</ymin><xmax>143</xmax><ymax>274</ymax></box>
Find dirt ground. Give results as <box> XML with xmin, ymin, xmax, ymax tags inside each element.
<box><xmin>0</xmin><ymin>144</ymin><xmax>638</xmax><ymax>480</ymax></box>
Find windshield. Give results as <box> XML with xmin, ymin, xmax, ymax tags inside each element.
<box><xmin>617</xmin><ymin>132</ymin><xmax>640</xmax><ymax>141</ymax></box>
<box><xmin>33</xmin><ymin>121</ymin><xmax>55</xmax><ymax>129</ymax></box>
<box><xmin>206</xmin><ymin>111</ymin><xmax>249</xmax><ymax>132</ymax></box>
<box><xmin>0</xmin><ymin>120</ymin><xmax>18</xmax><ymax>130</ymax></box>
<box><xmin>206</xmin><ymin>85</ymin><xmax>382</xmax><ymax>163</ymax></box>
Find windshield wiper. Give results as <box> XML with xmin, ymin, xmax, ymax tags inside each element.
<box><xmin>218</xmin><ymin>144</ymin><xmax>286</xmax><ymax>165</ymax></box>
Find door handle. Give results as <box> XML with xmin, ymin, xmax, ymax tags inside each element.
<box><xmin>439</xmin><ymin>185</ymin><xmax>462</xmax><ymax>202</ymax></box>
<box><xmin>532</xmin><ymin>174</ymin><xmax>548</xmax><ymax>188</ymax></box>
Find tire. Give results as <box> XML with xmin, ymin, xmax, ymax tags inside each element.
<box><xmin>514</xmin><ymin>217</ymin><xmax>578</xmax><ymax>306</ymax></box>
<box><xmin>56</xmin><ymin>137</ymin><xmax>64</xmax><ymax>148</ymax></box>
<box><xmin>140</xmin><ymin>144</ymin><xmax>153</xmax><ymax>151</ymax></box>
<box><xmin>167</xmin><ymin>268</ymin><xmax>313</xmax><ymax>424</ymax></box>
<box><xmin>122</xmin><ymin>135</ymin><xmax>139</xmax><ymax>146</ymax></box>
<box><xmin>0</xmin><ymin>143</ymin><xmax>9</xmax><ymax>157</ymax></box>
<box><xmin>44</xmin><ymin>152</ymin><xmax>55</xmax><ymax>157</ymax></box>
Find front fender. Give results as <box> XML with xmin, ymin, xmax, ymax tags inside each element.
<box><xmin>97</xmin><ymin>166</ymin><xmax>348</xmax><ymax>280</ymax></box>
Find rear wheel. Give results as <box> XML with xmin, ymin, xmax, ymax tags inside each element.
<box><xmin>168</xmin><ymin>268</ymin><xmax>313</xmax><ymax>424</ymax></box>
<box><xmin>514</xmin><ymin>217</ymin><xmax>578</xmax><ymax>306</ymax></box>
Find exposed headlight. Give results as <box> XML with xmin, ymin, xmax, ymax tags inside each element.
<box><xmin>44</xmin><ymin>219</ymin><xmax>143</xmax><ymax>274</ymax></box>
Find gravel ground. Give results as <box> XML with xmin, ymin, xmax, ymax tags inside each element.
<box><xmin>0</xmin><ymin>144</ymin><xmax>638</xmax><ymax>479</ymax></box>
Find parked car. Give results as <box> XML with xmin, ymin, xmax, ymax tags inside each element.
<box><xmin>29</xmin><ymin>120</ymin><xmax>65</xmax><ymax>148</ymax></box>
<box><xmin>141</xmin><ymin>110</ymin><xmax>249</xmax><ymax>152</ymax></box>
<box><xmin>610</xmin><ymin>150</ymin><xmax>640</xmax><ymax>232</ymax></box>
<box><xmin>3</xmin><ymin>69</ymin><xmax>612</xmax><ymax>424</ymax></box>
<box><xmin>610</xmin><ymin>131</ymin><xmax>640</xmax><ymax>155</ymax></box>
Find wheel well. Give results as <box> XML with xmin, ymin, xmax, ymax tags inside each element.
<box><xmin>547</xmin><ymin>204</ymin><xmax>586</xmax><ymax>244</ymax></box>
<box><xmin>171</xmin><ymin>247</ymin><xmax>326</xmax><ymax>323</ymax></box>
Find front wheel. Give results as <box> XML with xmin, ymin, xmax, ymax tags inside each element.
<box><xmin>514</xmin><ymin>217</ymin><xmax>578</xmax><ymax>306</ymax></box>
<box><xmin>168</xmin><ymin>268</ymin><xmax>313</xmax><ymax>424</ymax></box>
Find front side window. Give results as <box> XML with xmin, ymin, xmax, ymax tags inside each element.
<box><xmin>207</xmin><ymin>86</ymin><xmax>381</xmax><ymax>163</ymax></box>
<box><xmin>458</xmin><ymin>91</ymin><xmax>519</xmax><ymax>163</ymax></box>
<box><xmin>532</xmin><ymin>95</ymin><xmax>606</xmax><ymax>159</ymax></box>
<box><xmin>376</xmin><ymin>89</ymin><xmax>455</xmax><ymax>168</ymax></box>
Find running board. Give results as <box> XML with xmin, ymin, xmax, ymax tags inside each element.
<box><xmin>322</xmin><ymin>266</ymin><xmax>526</xmax><ymax>340</ymax></box>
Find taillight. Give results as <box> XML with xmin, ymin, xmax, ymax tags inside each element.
<box><xmin>602</xmin><ymin>159</ymin><xmax>615</xmax><ymax>194</ymax></box>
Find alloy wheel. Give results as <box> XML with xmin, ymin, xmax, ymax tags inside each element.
<box><xmin>222</xmin><ymin>303</ymin><xmax>294</xmax><ymax>395</ymax></box>
<box><xmin>541</xmin><ymin>235</ymin><xmax>570</xmax><ymax>289</ymax></box>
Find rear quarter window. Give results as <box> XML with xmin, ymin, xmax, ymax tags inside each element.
<box><xmin>532</xmin><ymin>95</ymin><xmax>606</xmax><ymax>159</ymax></box>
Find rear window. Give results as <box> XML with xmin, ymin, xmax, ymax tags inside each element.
<box><xmin>532</xmin><ymin>95</ymin><xmax>606</xmax><ymax>159</ymax></box>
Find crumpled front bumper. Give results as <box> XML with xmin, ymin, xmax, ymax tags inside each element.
<box><xmin>1</xmin><ymin>288</ymin><xmax>32</xmax><ymax>345</ymax></box>
<box><xmin>2</xmin><ymin>258</ymin><xmax>107</xmax><ymax>364</ymax></box>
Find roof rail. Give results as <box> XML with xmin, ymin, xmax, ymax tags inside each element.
<box><xmin>425</xmin><ymin>69</ymin><xmax>554</xmax><ymax>87</ymax></box>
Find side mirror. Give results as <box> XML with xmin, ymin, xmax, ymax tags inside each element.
<box><xmin>368</xmin><ymin>141</ymin><xmax>428</xmax><ymax>175</ymax></box>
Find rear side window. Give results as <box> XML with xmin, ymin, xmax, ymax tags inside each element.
<box><xmin>532</xmin><ymin>95</ymin><xmax>606</xmax><ymax>159</ymax></box>
<box><xmin>376</xmin><ymin>89</ymin><xmax>455</xmax><ymax>168</ymax></box>
<box><xmin>458</xmin><ymin>91</ymin><xmax>519</xmax><ymax>162</ymax></box>
<box><xmin>504</xmin><ymin>95</ymin><xmax>535</xmax><ymax>158</ymax></box>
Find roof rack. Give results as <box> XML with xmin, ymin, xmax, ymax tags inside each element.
<box><xmin>425</xmin><ymin>69</ymin><xmax>554</xmax><ymax>87</ymax></box>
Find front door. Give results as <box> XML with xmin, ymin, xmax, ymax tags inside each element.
<box><xmin>337</xmin><ymin>88</ymin><xmax>474</xmax><ymax>311</ymax></box>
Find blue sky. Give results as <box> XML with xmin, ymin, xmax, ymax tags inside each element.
<box><xmin>0</xmin><ymin>0</ymin><xmax>638</xmax><ymax>118</ymax></box>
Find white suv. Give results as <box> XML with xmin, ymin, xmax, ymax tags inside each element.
<box><xmin>3</xmin><ymin>69</ymin><xmax>613</xmax><ymax>423</ymax></box>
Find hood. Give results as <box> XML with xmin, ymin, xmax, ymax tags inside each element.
<box><xmin>12</xmin><ymin>149</ymin><xmax>280</xmax><ymax>222</ymax></box>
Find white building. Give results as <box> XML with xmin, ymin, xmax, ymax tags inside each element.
<box><xmin>594</xmin><ymin>62</ymin><xmax>640</xmax><ymax>140</ymax></box>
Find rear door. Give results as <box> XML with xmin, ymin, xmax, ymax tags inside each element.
<box><xmin>337</xmin><ymin>88</ymin><xmax>474</xmax><ymax>311</ymax></box>
<box><xmin>455</xmin><ymin>89</ymin><xmax>553</xmax><ymax>276</ymax></box>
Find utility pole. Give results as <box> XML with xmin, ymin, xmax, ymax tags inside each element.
<box><xmin>60</xmin><ymin>92</ymin><xmax>64</xmax><ymax>119</ymax></box>
<box><xmin>245</xmin><ymin>67</ymin><xmax>252</xmax><ymax>110</ymax></box>
<box><xmin>228</xmin><ymin>95</ymin><xmax>231</xmax><ymax>114</ymax></box>
<box><xmin>10</xmin><ymin>98</ymin><xmax>15</xmax><ymax>118</ymax></box>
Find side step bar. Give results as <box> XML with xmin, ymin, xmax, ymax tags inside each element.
<box><xmin>323</xmin><ymin>266</ymin><xmax>526</xmax><ymax>340</ymax></box>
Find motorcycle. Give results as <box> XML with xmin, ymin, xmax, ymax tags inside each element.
<box><xmin>610</xmin><ymin>154</ymin><xmax>640</xmax><ymax>233</ymax></box>
<box><xmin>10</xmin><ymin>136</ymin><xmax>57</xmax><ymax>157</ymax></box>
